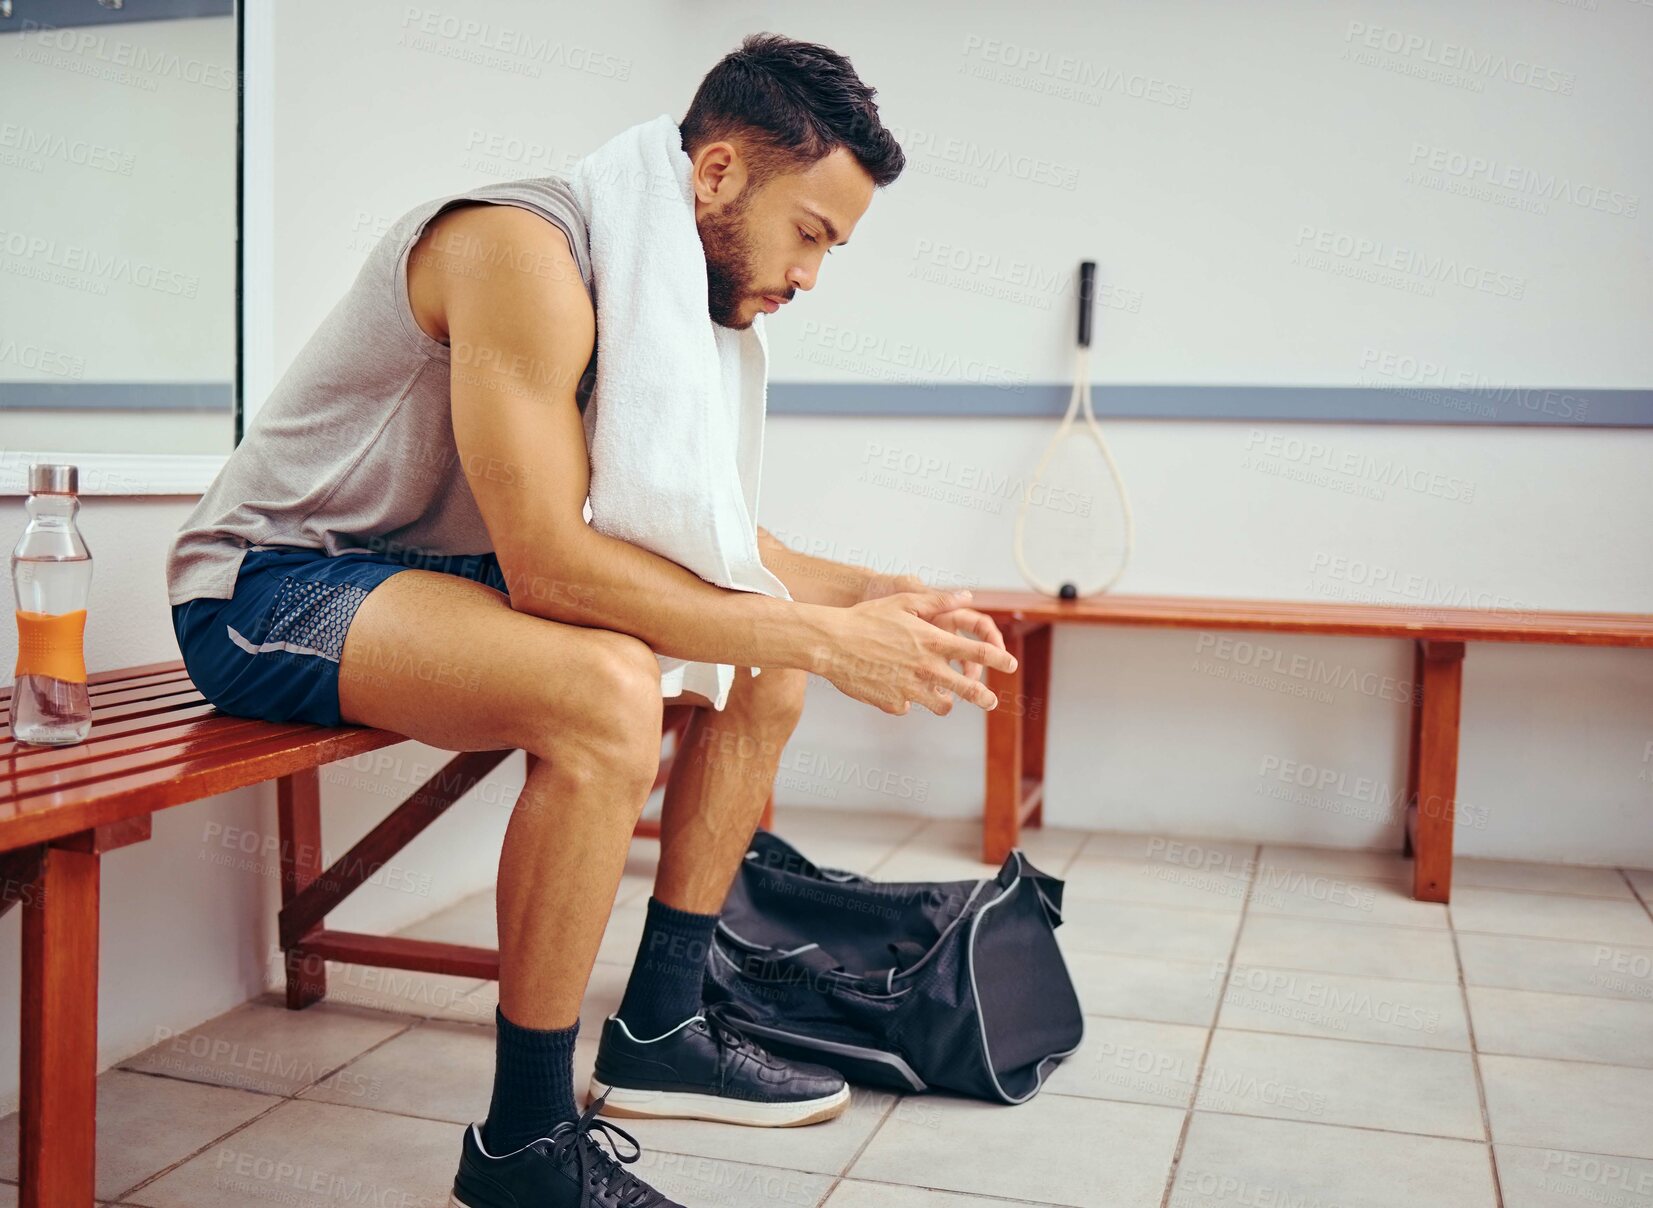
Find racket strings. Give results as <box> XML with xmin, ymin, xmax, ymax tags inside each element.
<box><xmin>1013</xmin><ymin>344</ymin><xmax>1136</xmax><ymax>596</ymax></box>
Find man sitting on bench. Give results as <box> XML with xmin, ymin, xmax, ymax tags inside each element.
<box><xmin>165</xmin><ymin>32</ymin><xmax>1014</xmax><ymax>1208</ymax></box>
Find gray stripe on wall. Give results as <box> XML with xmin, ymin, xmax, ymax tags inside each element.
<box><xmin>3</xmin><ymin>379</ymin><xmax>1648</xmax><ymax>426</ymax></box>
<box><xmin>767</xmin><ymin>383</ymin><xmax>1652</xmax><ymax>427</ymax></box>
<box><xmin>0</xmin><ymin>382</ymin><xmax>232</xmax><ymax>411</ymax></box>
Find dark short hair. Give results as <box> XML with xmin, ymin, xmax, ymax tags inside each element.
<box><xmin>681</xmin><ymin>33</ymin><xmax>905</xmax><ymax>190</ymax></box>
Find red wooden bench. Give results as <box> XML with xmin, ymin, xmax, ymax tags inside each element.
<box><xmin>0</xmin><ymin>661</ymin><xmax>764</xmax><ymax>1208</ymax></box>
<box><xmin>973</xmin><ymin>591</ymin><xmax>1653</xmax><ymax>902</ymax></box>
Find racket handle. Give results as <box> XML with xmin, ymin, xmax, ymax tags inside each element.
<box><xmin>1077</xmin><ymin>260</ymin><xmax>1096</xmax><ymax>348</ymax></box>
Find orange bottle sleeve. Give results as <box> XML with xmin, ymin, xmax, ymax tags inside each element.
<box><xmin>14</xmin><ymin>609</ymin><xmax>88</xmax><ymax>683</ymax></box>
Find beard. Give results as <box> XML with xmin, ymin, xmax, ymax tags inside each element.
<box><xmin>699</xmin><ymin>192</ymin><xmax>761</xmax><ymax>329</ymax></box>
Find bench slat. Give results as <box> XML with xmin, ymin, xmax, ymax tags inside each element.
<box><xmin>0</xmin><ymin>727</ymin><xmax>404</xmax><ymax>849</ymax></box>
<box><xmin>1</xmin><ymin>701</ymin><xmax>222</xmax><ymax>764</ymax></box>
<box><xmin>5</xmin><ymin>716</ymin><xmax>387</xmax><ymax>803</ymax></box>
<box><xmin>83</xmin><ymin>669</ymin><xmax>193</xmax><ymax>698</ymax></box>
<box><xmin>2</xmin><ymin>679</ymin><xmax>194</xmax><ymax>722</ymax></box>
<box><xmin>969</xmin><ymin>591</ymin><xmax>1653</xmax><ymax>646</ymax></box>
<box><xmin>3</xmin><ymin>684</ymin><xmax>198</xmax><ymax>731</ymax></box>
<box><xmin>2</xmin><ymin>711</ymin><xmax>279</xmax><ymax>782</ymax></box>
<box><xmin>0</xmin><ymin>688</ymin><xmax>208</xmax><ymax>763</ymax></box>
<box><xmin>0</xmin><ymin>660</ymin><xmax>189</xmax><ymax>706</ymax></box>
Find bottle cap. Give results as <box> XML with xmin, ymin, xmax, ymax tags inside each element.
<box><xmin>28</xmin><ymin>463</ymin><xmax>78</xmax><ymax>495</ymax></box>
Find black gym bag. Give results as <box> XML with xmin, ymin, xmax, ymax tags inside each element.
<box><xmin>702</xmin><ymin>827</ymin><xmax>1085</xmax><ymax>1104</ymax></box>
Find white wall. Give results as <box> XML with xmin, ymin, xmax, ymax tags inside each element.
<box><xmin>254</xmin><ymin>0</ymin><xmax>1651</xmax><ymax>393</ymax></box>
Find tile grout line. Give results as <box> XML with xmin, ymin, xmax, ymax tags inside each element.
<box><xmin>1071</xmin><ymin>947</ymin><xmax>1465</xmax><ymax>988</ymax></box>
<box><xmin>1073</xmin><ymin>855</ymin><xmax>1647</xmax><ymax>904</ymax></box>
<box><xmin>111</xmin><ymin>1092</ymin><xmax>293</xmax><ymax>1205</ymax></box>
<box><xmin>1155</xmin><ymin>843</ymin><xmax>1261</xmax><ymax>1208</ymax></box>
<box><xmin>1621</xmin><ymin>868</ymin><xmax>1653</xmax><ymax>923</ymax></box>
<box><xmin>110</xmin><ymin>1013</ymin><xmax>422</xmax><ymax>1203</ymax></box>
<box><xmin>1107</xmin><ymin>903</ymin><xmax>1653</xmax><ymax>943</ymax></box>
<box><xmin>1139</xmin><ymin>955</ymin><xmax>1651</xmax><ymax>1003</ymax></box>
<box><xmin>1448</xmin><ymin>900</ymin><xmax>1506</xmax><ymax>1208</ymax></box>
<box><xmin>813</xmin><ymin>1088</ymin><xmax>904</xmax><ymax>1207</ymax></box>
<box><xmin>1149</xmin><ymin>1022</ymin><xmax>1653</xmax><ymax>1070</ymax></box>
<box><xmin>1151</xmin><ymin>1103</ymin><xmax>1487</xmax><ymax>1148</ymax></box>
<box><xmin>1066</xmin><ymin>883</ymin><xmax>1653</xmax><ymax>944</ymax></box>
<box><xmin>812</xmin><ymin>1173</ymin><xmax>1055</xmax><ymax>1206</ymax></box>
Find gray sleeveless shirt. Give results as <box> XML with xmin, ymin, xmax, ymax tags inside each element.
<box><xmin>165</xmin><ymin>175</ymin><xmax>595</xmax><ymax>605</ymax></box>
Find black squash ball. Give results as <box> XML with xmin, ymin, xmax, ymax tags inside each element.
<box><xmin>1058</xmin><ymin>582</ymin><xmax>1078</xmax><ymax>599</ymax></box>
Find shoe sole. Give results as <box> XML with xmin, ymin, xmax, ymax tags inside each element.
<box><xmin>585</xmin><ymin>1078</ymin><xmax>851</xmax><ymax>1127</ymax></box>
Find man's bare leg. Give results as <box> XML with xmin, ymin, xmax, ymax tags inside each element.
<box><xmin>336</xmin><ymin>568</ymin><xmax>664</xmax><ymax>1029</ymax></box>
<box><xmin>656</xmin><ymin>667</ymin><xmax>807</xmax><ymax>912</ymax></box>
<box><xmin>607</xmin><ymin>666</ymin><xmax>806</xmax><ymax>1035</ymax></box>
<box><xmin>591</xmin><ymin>665</ymin><xmax>849</xmax><ymax>1127</ymax></box>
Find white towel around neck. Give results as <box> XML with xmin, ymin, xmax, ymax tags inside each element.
<box><xmin>568</xmin><ymin>113</ymin><xmax>792</xmax><ymax>712</ymax></box>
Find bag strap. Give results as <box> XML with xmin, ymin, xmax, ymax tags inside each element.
<box><xmin>786</xmin><ymin>944</ymin><xmax>845</xmax><ymax>976</ymax></box>
<box><xmin>786</xmin><ymin>943</ymin><xmax>913</xmax><ymax>994</ymax></box>
<box><xmin>994</xmin><ymin>850</ymin><xmax>1067</xmax><ymax>927</ymax></box>
<box><xmin>887</xmin><ymin>938</ymin><xmax>929</xmax><ymax>969</ymax></box>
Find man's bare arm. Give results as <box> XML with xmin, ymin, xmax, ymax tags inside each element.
<box><xmin>753</xmin><ymin>526</ymin><xmax>881</xmax><ymax>607</ymax></box>
<box><xmin>417</xmin><ymin>203</ymin><xmax>836</xmax><ymax>671</ymax></box>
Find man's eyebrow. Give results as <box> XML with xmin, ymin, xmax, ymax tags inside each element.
<box><xmin>801</xmin><ymin>206</ymin><xmax>848</xmax><ymax>247</ymax></box>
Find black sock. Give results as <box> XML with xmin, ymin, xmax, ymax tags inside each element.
<box><xmin>616</xmin><ymin>894</ymin><xmax>719</xmax><ymax>1040</ymax></box>
<box><xmin>481</xmin><ymin>1005</ymin><xmax>579</xmax><ymax>1155</ymax></box>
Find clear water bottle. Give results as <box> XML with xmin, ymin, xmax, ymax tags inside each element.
<box><xmin>10</xmin><ymin>464</ymin><xmax>93</xmax><ymax>745</ymax></box>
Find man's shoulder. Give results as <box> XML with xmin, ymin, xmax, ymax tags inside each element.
<box><xmin>416</xmin><ymin>199</ymin><xmax>588</xmax><ymax>296</ymax></box>
<box><xmin>387</xmin><ymin>173</ymin><xmax>586</xmax><ymax>268</ymax></box>
<box><xmin>446</xmin><ymin>174</ymin><xmax>589</xmax><ymax>249</ymax></box>
<box><xmin>405</xmin><ymin>189</ymin><xmax>594</xmax><ymax>348</ymax></box>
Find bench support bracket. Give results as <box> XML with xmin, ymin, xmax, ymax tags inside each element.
<box><xmin>276</xmin><ymin>725</ymin><xmax>774</xmax><ymax>1009</ymax></box>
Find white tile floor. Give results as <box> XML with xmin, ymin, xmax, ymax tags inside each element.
<box><xmin>4</xmin><ymin>807</ymin><xmax>1652</xmax><ymax>1207</ymax></box>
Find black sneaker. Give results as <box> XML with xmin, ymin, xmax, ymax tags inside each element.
<box><xmin>449</xmin><ymin>1090</ymin><xmax>684</xmax><ymax>1207</ymax></box>
<box><xmin>586</xmin><ymin>1000</ymin><xmax>850</xmax><ymax>1127</ymax></box>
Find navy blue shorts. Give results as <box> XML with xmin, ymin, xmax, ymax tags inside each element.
<box><xmin>171</xmin><ymin>546</ymin><xmax>507</xmax><ymax>727</ymax></box>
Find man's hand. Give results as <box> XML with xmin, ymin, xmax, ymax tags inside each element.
<box><xmin>857</xmin><ymin>573</ymin><xmax>1009</xmax><ymax>695</ymax></box>
<box><xmin>930</xmin><ymin>603</ymin><xmax>1009</xmax><ymax>699</ymax></box>
<box><xmin>763</xmin><ymin>542</ymin><xmax>1012</xmax><ymax>703</ymax></box>
<box><xmin>812</xmin><ymin>588</ymin><xmax>1018</xmax><ymax>716</ymax></box>
<box><xmin>855</xmin><ymin>571</ymin><xmax>930</xmax><ymax>604</ymax></box>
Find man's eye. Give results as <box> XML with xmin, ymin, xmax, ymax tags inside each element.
<box><xmin>800</xmin><ymin>230</ymin><xmax>818</xmax><ymax>244</ymax></box>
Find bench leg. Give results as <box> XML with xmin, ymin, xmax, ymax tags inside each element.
<box><xmin>1402</xmin><ymin>640</ymin><xmax>1424</xmax><ymax>858</ymax></box>
<box><xmin>20</xmin><ymin>844</ymin><xmax>100</xmax><ymax>1208</ymax></box>
<box><xmin>277</xmin><ymin>768</ymin><xmax>328</xmax><ymax>1009</ymax></box>
<box><xmin>985</xmin><ymin>626</ymin><xmax>1026</xmax><ymax>864</ymax></box>
<box><xmin>984</xmin><ymin>623</ymin><xmax>1052</xmax><ymax>864</ymax></box>
<box><xmin>1409</xmin><ymin>640</ymin><xmax>1465</xmax><ymax>903</ymax></box>
<box><xmin>1021</xmin><ymin>623</ymin><xmax>1052</xmax><ymax>829</ymax></box>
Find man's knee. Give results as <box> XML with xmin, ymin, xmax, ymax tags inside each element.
<box><xmin>526</xmin><ymin>633</ymin><xmax>662</xmax><ymax>787</ymax></box>
<box><xmin>739</xmin><ymin>665</ymin><xmax>807</xmax><ymax>730</ymax></box>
